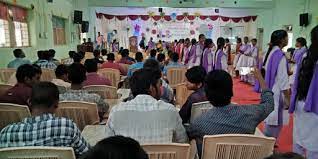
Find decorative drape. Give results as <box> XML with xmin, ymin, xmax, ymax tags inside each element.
<box><xmin>96</xmin><ymin>12</ymin><xmax>258</xmax><ymax>23</ymax></box>
<box><xmin>10</xmin><ymin>5</ymin><xmax>28</xmax><ymax>22</ymax></box>
<box><xmin>0</xmin><ymin>2</ymin><xmax>8</xmax><ymax>20</ymax></box>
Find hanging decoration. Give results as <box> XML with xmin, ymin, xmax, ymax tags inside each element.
<box><xmin>151</xmin><ymin>29</ymin><xmax>157</xmax><ymax>35</ymax></box>
<box><xmin>190</xmin><ymin>30</ymin><xmax>195</xmax><ymax>35</ymax></box>
<box><xmin>96</xmin><ymin>12</ymin><xmax>258</xmax><ymax>23</ymax></box>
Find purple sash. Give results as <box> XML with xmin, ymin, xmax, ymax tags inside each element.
<box><xmin>254</xmin><ymin>60</ymin><xmax>263</xmax><ymax>92</ymax></box>
<box><xmin>185</xmin><ymin>45</ymin><xmax>196</xmax><ymax>64</ymax></box>
<box><xmin>265</xmin><ymin>49</ymin><xmax>285</xmax><ymax>89</ymax></box>
<box><xmin>201</xmin><ymin>48</ymin><xmax>211</xmax><ymax>72</ymax></box>
<box><xmin>214</xmin><ymin>50</ymin><xmax>224</xmax><ymax>70</ymax></box>
<box><xmin>290</xmin><ymin>61</ymin><xmax>318</xmax><ymax>115</ymax></box>
<box><xmin>292</xmin><ymin>47</ymin><xmax>307</xmax><ymax>64</ymax></box>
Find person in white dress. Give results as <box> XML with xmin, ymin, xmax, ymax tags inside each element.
<box><xmin>235</xmin><ymin>36</ymin><xmax>251</xmax><ymax>73</ymax></box>
<box><xmin>289</xmin><ymin>25</ymin><xmax>318</xmax><ymax>159</ymax></box>
<box><xmin>233</xmin><ymin>38</ymin><xmax>242</xmax><ymax>73</ymax></box>
<box><xmin>261</xmin><ymin>30</ymin><xmax>290</xmax><ymax>145</ymax></box>
<box><xmin>243</xmin><ymin>38</ymin><xmax>259</xmax><ymax>83</ymax></box>
<box><xmin>188</xmin><ymin>34</ymin><xmax>206</xmax><ymax>68</ymax></box>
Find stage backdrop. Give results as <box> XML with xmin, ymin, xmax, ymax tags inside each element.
<box><xmin>95</xmin><ymin>7</ymin><xmax>257</xmax><ymax>48</ymax></box>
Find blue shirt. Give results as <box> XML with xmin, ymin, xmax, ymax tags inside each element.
<box><xmin>127</xmin><ymin>62</ymin><xmax>144</xmax><ymax>77</ymax></box>
<box><xmin>163</xmin><ymin>62</ymin><xmax>185</xmax><ymax>75</ymax></box>
<box><xmin>7</xmin><ymin>58</ymin><xmax>31</xmax><ymax>68</ymax></box>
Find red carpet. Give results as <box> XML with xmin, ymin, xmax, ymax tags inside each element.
<box><xmin>231</xmin><ymin>78</ymin><xmax>293</xmax><ymax>152</ymax></box>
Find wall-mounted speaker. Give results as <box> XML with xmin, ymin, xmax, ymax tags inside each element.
<box><xmin>300</xmin><ymin>13</ymin><xmax>309</xmax><ymax>27</ymax></box>
<box><xmin>74</xmin><ymin>10</ymin><xmax>83</xmax><ymax>24</ymax></box>
<box><xmin>158</xmin><ymin>8</ymin><xmax>163</xmax><ymax>13</ymax></box>
<box><xmin>81</xmin><ymin>21</ymin><xmax>89</xmax><ymax>33</ymax></box>
<box><xmin>47</xmin><ymin>0</ymin><xmax>53</xmax><ymax>3</ymax></box>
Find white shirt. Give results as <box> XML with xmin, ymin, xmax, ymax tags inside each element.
<box><xmin>264</xmin><ymin>46</ymin><xmax>290</xmax><ymax>125</ymax></box>
<box><xmin>51</xmin><ymin>79</ymin><xmax>71</xmax><ymax>88</ymax></box>
<box><xmin>105</xmin><ymin>95</ymin><xmax>188</xmax><ymax>144</ymax></box>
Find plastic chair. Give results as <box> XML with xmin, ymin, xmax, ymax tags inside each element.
<box><xmin>143</xmin><ymin>143</ymin><xmax>191</xmax><ymax>159</ymax></box>
<box><xmin>166</xmin><ymin>68</ymin><xmax>187</xmax><ymax>89</ymax></box>
<box><xmin>83</xmin><ymin>85</ymin><xmax>119</xmax><ymax>99</ymax></box>
<box><xmin>41</xmin><ymin>68</ymin><xmax>56</xmax><ymax>81</ymax></box>
<box><xmin>175</xmin><ymin>83</ymin><xmax>193</xmax><ymax>108</ymax></box>
<box><xmin>0</xmin><ymin>103</ymin><xmax>31</xmax><ymax>130</ymax></box>
<box><xmin>56</xmin><ymin>101</ymin><xmax>99</xmax><ymax>130</ymax></box>
<box><xmin>190</xmin><ymin>101</ymin><xmax>214</xmax><ymax>123</ymax></box>
<box><xmin>0</xmin><ymin>68</ymin><xmax>16</xmax><ymax>83</ymax></box>
<box><xmin>0</xmin><ymin>146</ymin><xmax>76</xmax><ymax>159</ymax></box>
<box><xmin>0</xmin><ymin>84</ymin><xmax>13</xmax><ymax>96</ymax></box>
<box><xmin>98</xmin><ymin>68</ymin><xmax>121</xmax><ymax>87</ymax></box>
<box><xmin>202</xmin><ymin>134</ymin><xmax>275</xmax><ymax>159</ymax></box>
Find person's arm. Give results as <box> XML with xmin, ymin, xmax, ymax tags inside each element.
<box><xmin>173</xmin><ymin>110</ymin><xmax>189</xmax><ymax>143</ymax></box>
<box><xmin>179</xmin><ymin>96</ymin><xmax>193</xmax><ymax>124</ymax></box>
<box><xmin>251</xmin><ymin>68</ymin><xmax>275</xmax><ymax>122</ymax></box>
<box><xmin>71</xmin><ymin>123</ymin><xmax>90</xmax><ymax>157</ymax></box>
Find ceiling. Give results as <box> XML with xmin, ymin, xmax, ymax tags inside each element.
<box><xmin>88</xmin><ymin>0</ymin><xmax>274</xmax><ymax>9</ymax></box>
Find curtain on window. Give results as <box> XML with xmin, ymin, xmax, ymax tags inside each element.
<box><xmin>10</xmin><ymin>5</ymin><xmax>27</xmax><ymax>22</ymax></box>
<box><xmin>0</xmin><ymin>2</ymin><xmax>8</xmax><ymax>20</ymax></box>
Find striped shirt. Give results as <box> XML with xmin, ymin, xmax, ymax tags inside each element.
<box><xmin>0</xmin><ymin>113</ymin><xmax>90</xmax><ymax>157</ymax></box>
<box><xmin>34</xmin><ymin>60</ymin><xmax>57</xmax><ymax>70</ymax></box>
<box><xmin>105</xmin><ymin>95</ymin><xmax>188</xmax><ymax>144</ymax></box>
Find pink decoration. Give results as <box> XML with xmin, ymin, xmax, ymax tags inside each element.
<box><xmin>208</xmin><ymin>24</ymin><xmax>213</xmax><ymax>30</ymax></box>
<box><xmin>190</xmin><ymin>30</ymin><xmax>195</xmax><ymax>35</ymax></box>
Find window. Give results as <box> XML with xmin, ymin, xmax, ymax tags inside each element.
<box><xmin>0</xmin><ymin>2</ymin><xmax>29</xmax><ymax>47</ymax></box>
<box><xmin>0</xmin><ymin>19</ymin><xmax>10</xmax><ymax>47</ymax></box>
<box><xmin>52</xmin><ymin>16</ymin><xmax>66</xmax><ymax>45</ymax></box>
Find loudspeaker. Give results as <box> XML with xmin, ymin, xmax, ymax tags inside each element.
<box><xmin>74</xmin><ymin>10</ymin><xmax>82</xmax><ymax>24</ymax></box>
<box><xmin>81</xmin><ymin>21</ymin><xmax>89</xmax><ymax>33</ymax></box>
<box><xmin>47</xmin><ymin>0</ymin><xmax>53</xmax><ymax>3</ymax></box>
<box><xmin>158</xmin><ymin>8</ymin><xmax>163</xmax><ymax>13</ymax></box>
<box><xmin>300</xmin><ymin>13</ymin><xmax>309</xmax><ymax>27</ymax></box>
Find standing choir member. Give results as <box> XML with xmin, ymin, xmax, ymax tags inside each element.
<box><xmin>147</xmin><ymin>37</ymin><xmax>155</xmax><ymax>51</ymax></box>
<box><xmin>224</xmin><ymin>38</ymin><xmax>232</xmax><ymax>65</ymax></box>
<box><xmin>236</xmin><ymin>37</ymin><xmax>251</xmax><ymax>71</ymax></box>
<box><xmin>213</xmin><ymin>37</ymin><xmax>227</xmax><ymax>71</ymax></box>
<box><xmin>289</xmin><ymin>25</ymin><xmax>318</xmax><ymax>159</ymax></box>
<box><xmin>182</xmin><ymin>38</ymin><xmax>191</xmax><ymax>64</ymax></box>
<box><xmin>187</xmin><ymin>34</ymin><xmax>206</xmax><ymax>68</ymax></box>
<box><xmin>184</xmin><ymin>38</ymin><xmax>197</xmax><ymax>66</ymax></box>
<box><xmin>176</xmin><ymin>39</ymin><xmax>184</xmax><ymax>58</ymax></box>
<box><xmin>201</xmin><ymin>39</ymin><xmax>215</xmax><ymax>73</ymax></box>
<box><xmin>290</xmin><ymin>38</ymin><xmax>308</xmax><ymax>85</ymax></box>
<box><xmin>261</xmin><ymin>30</ymin><xmax>290</xmax><ymax>143</ymax></box>
<box><xmin>242</xmin><ymin>38</ymin><xmax>259</xmax><ymax>83</ymax></box>
<box><xmin>233</xmin><ymin>38</ymin><xmax>242</xmax><ymax>76</ymax></box>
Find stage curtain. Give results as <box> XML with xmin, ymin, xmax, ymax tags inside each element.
<box><xmin>231</xmin><ymin>17</ymin><xmax>242</xmax><ymax>23</ymax></box>
<box><xmin>128</xmin><ymin>15</ymin><xmax>139</xmax><ymax>20</ymax></box>
<box><xmin>220</xmin><ymin>16</ymin><xmax>230</xmax><ymax>22</ymax></box>
<box><xmin>210</xmin><ymin>15</ymin><xmax>219</xmax><ymax>21</ymax></box>
<box><xmin>176</xmin><ymin>15</ymin><xmax>184</xmax><ymax>21</ymax></box>
<box><xmin>164</xmin><ymin>15</ymin><xmax>172</xmax><ymax>21</ymax></box>
<box><xmin>140</xmin><ymin>15</ymin><xmax>150</xmax><ymax>21</ymax></box>
<box><xmin>116</xmin><ymin>15</ymin><xmax>127</xmax><ymax>21</ymax></box>
<box><xmin>152</xmin><ymin>15</ymin><xmax>161</xmax><ymax>21</ymax></box>
<box><xmin>199</xmin><ymin>15</ymin><xmax>208</xmax><ymax>20</ymax></box>
<box><xmin>11</xmin><ymin>5</ymin><xmax>27</xmax><ymax>22</ymax></box>
<box><xmin>187</xmin><ymin>15</ymin><xmax>195</xmax><ymax>21</ymax></box>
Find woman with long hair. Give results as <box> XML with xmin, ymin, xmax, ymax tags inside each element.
<box><xmin>261</xmin><ymin>30</ymin><xmax>290</xmax><ymax>144</ymax></box>
<box><xmin>289</xmin><ymin>25</ymin><xmax>318</xmax><ymax>159</ymax></box>
<box><xmin>201</xmin><ymin>38</ymin><xmax>215</xmax><ymax>72</ymax></box>
<box><xmin>213</xmin><ymin>37</ymin><xmax>227</xmax><ymax>71</ymax></box>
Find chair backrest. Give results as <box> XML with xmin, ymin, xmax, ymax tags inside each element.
<box><xmin>0</xmin><ymin>146</ymin><xmax>76</xmax><ymax>159</ymax></box>
<box><xmin>119</xmin><ymin>63</ymin><xmax>129</xmax><ymax>74</ymax></box>
<box><xmin>55</xmin><ymin>101</ymin><xmax>99</xmax><ymax>130</ymax></box>
<box><xmin>83</xmin><ymin>85</ymin><xmax>118</xmax><ymax>99</ymax></box>
<box><xmin>202</xmin><ymin>134</ymin><xmax>275</xmax><ymax>159</ymax></box>
<box><xmin>190</xmin><ymin>101</ymin><xmax>214</xmax><ymax>123</ymax></box>
<box><xmin>166</xmin><ymin>68</ymin><xmax>186</xmax><ymax>89</ymax></box>
<box><xmin>0</xmin><ymin>103</ymin><xmax>31</xmax><ymax>130</ymax></box>
<box><xmin>98</xmin><ymin>68</ymin><xmax>121</xmax><ymax>87</ymax></box>
<box><xmin>60</xmin><ymin>58</ymin><xmax>69</xmax><ymax>65</ymax></box>
<box><xmin>0</xmin><ymin>84</ymin><xmax>13</xmax><ymax>96</ymax></box>
<box><xmin>41</xmin><ymin>68</ymin><xmax>56</xmax><ymax>81</ymax></box>
<box><xmin>0</xmin><ymin>68</ymin><xmax>16</xmax><ymax>83</ymax></box>
<box><xmin>175</xmin><ymin>83</ymin><xmax>193</xmax><ymax>107</ymax></box>
<box><xmin>143</xmin><ymin>144</ymin><xmax>191</xmax><ymax>159</ymax></box>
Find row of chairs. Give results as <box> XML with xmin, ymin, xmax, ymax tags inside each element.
<box><xmin>0</xmin><ymin>134</ymin><xmax>275</xmax><ymax>159</ymax></box>
<box><xmin>0</xmin><ymin>68</ymin><xmax>56</xmax><ymax>84</ymax></box>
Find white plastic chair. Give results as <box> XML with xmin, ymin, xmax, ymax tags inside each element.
<box><xmin>143</xmin><ymin>143</ymin><xmax>191</xmax><ymax>159</ymax></box>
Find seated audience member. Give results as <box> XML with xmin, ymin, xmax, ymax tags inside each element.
<box><xmin>149</xmin><ymin>49</ymin><xmax>157</xmax><ymax>60</ymax></box>
<box><xmin>48</xmin><ymin>49</ymin><xmax>61</xmax><ymax>66</ymax></box>
<box><xmin>63</xmin><ymin>51</ymin><xmax>75</xmax><ymax>65</ymax></box>
<box><xmin>264</xmin><ymin>152</ymin><xmax>305</xmax><ymax>159</ymax></box>
<box><xmin>0</xmin><ymin>64</ymin><xmax>41</xmax><ymax>106</ymax></box>
<box><xmin>82</xmin><ymin>136</ymin><xmax>148</xmax><ymax>159</ymax></box>
<box><xmin>0</xmin><ymin>82</ymin><xmax>89</xmax><ymax>157</ymax></box>
<box><xmin>187</xmin><ymin>69</ymin><xmax>274</xmax><ymax>155</ymax></box>
<box><xmin>59</xmin><ymin>63</ymin><xmax>109</xmax><ymax>120</ymax></box>
<box><xmin>93</xmin><ymin>49</ymin><xmax>104</xmax><ymax>64</ymax></box>
<box><xmin>179</xmin><ymin>66</ymin><xmax>207</xmax><ymax>123</ymax></box>
<box><xmin>127</xmin><ymin>52</ymin><xmax>144</xmax><ymax>77</ymax></box>
<box><xmin>83</xmin><ymin>59</ymin><xmax>111</xmax><ymax>86</ymax></box>
<box><xmin>163</xmin><ymin>52</ymin><xmax>184</xmax><ymax>76</ymax></box>
<box><xmin>118</xmin><ymin>49</ymin><xmax>135</xmax><ymax>64</ymax></box>
<box><xmin>73</xmin><ymin>52</ymin><xmax>84</xmax><ymax>63</ymax></box>
<box><xmin>144</xmin><ymin>59</ymin><xmax>174</xmax><ymax>103</ymax></box>
<box><xmin>101</xmin><ymin>53</ymin><xmax>127</xmax><ymax>75</ymax></box>
<box><xmin>101</xmin><ymin>49</ymin><xmax>108</xmax><ymax>60</ymax></box>
<box><xmin>157</xmin><ymin>53</ymin><xmax>166</xmax><ymax>71</ymax></box>
<box><xmin>34</xmin><ymin>50</ymin><xmax>57</xmax><ymax>70</ymax></box>
<box><xmin>7</xmin><ymin>49</ymin><xmax>31</xmax><ymax>68</ymax></box>
<box><xmin>105</xmin><ymin>68</ymin><xmax>188</xmax><ymax>143</ymax></box>
<box><xmin>51</xmin><ymin>64</ymin><xmax>71</xmax><ymax>91</ymax></box>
